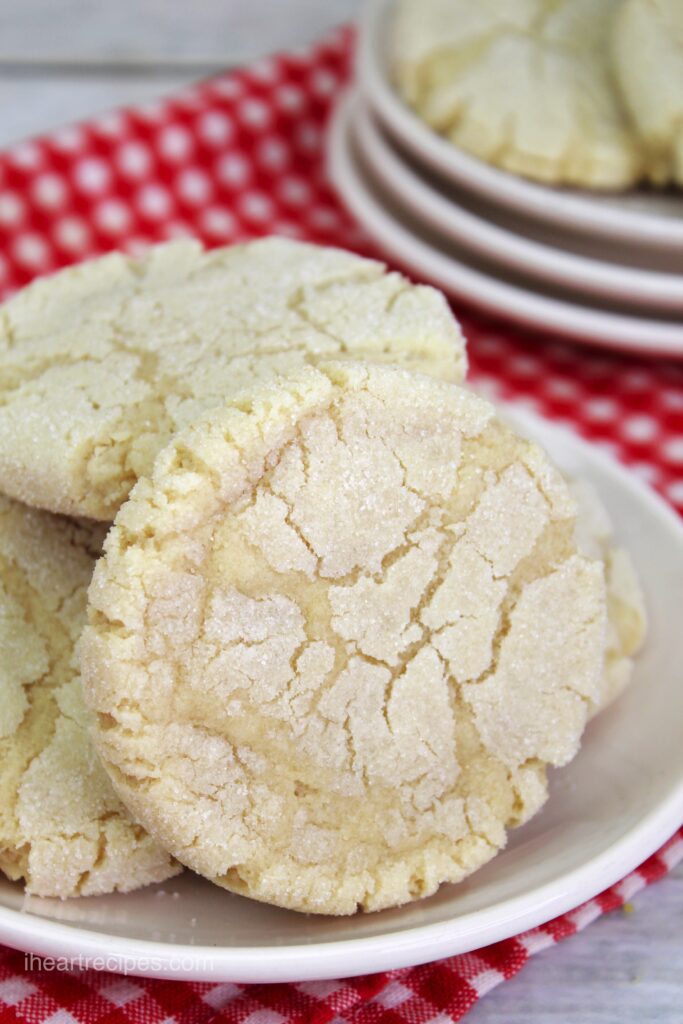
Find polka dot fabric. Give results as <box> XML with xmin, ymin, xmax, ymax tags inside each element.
<box><xmin>0</xmin><ymin>25</ymin><xmax>681</xmax><ymax>1024</ymax></box>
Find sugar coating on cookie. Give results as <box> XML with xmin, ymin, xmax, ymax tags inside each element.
<box><xmin>571</xmin><ymin>479</ymin><xmax>647</xmax><ymax>714</ymax></box>
<box><xmin>392</xmin><ymin>0</ymin><xmax>642</xmax><ymax>188</ymax></box>
<box><xmin>82</xmin><ymin>363</ymin><xmax>607</xmax><ymax>915</ymax></box>
<box><xmin>611</xmin><ymin>0</ymin><xmax>683</xmax><ymax>185</ymax></box>
<box><xmin>0</xmin><ymin>496</ymin><xmax>179</xmax><ymax>897</ymax></box>
<box><xmin>0</xmin><ymin>238</ymin><xmax>466</xmax><ymax>521</ymax></box>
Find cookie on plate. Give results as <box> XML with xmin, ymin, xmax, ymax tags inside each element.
<box><xmin>392</xmin><ymin>0</ymin><xmax>642</xmax><ymax>188</ymax></box>
<box><xmin>571</xmin><ymin>478</ymin><xmax>647</xmax><ymax>714</ymax></box>
<box><xmin>82</xmin><ymin>362</ymin><xmax>607</xmax><ymax>915</ymax></box>
<box><xmin>611</xmin><ymin>0</ymin><xmax>683</xmax><ymax>185</ymax></box>
<box><xmin>0</xmin><ymin>237</ymin><xmax>466</xmax><ymax>521</ymax></box>
<box><xmin>0</xmin><ymin>495</ymin><xmax>179</xmax><ymax>898</ymax></box>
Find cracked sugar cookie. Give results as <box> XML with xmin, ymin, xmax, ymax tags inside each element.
<box><xmin>611</xmin><ymin>0</ymin><xmax>683</xmax><ymax>185</ymax></box>
<box><xmin>392</xmin><ymin>0</ymin><xmax>642</xmax><ymax>188</ymax></box>
<box><xmin>571</xmin><ymin>479</ymin><xmax>647</xmax><ymax>714</ymax></box>
<box><xmin>82</xmin><ymin>362</ymin><xmax>608</xmax><ymax>915</ymax></box>
<box><xmin>0</xmin><ymin>237</ymin><xmax>466</xmax><ymax>521</ymax></box>
<box><xmin>0</xmin><ymin>496</ymin><xmax>179</xmax><ymax>897</ymax></box>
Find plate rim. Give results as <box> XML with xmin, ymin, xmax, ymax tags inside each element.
<box><xmin>1</xmin><ymin>407</ymin><xmax>682</xmax><ymax>983</ymax></box>
<box><xmin>358</xmin><ymin>0</ymin><xmax>683</xmax><ymax>252</ymax></box>
<box><xmin>353</xmin><ymin>98</ymin><xmax>683</xmax><ymax>314</ymax></box>
<box><xmin>328</xmin><ymin>92</ymin><xmax>683</xmax><ymax>357</ymax></box>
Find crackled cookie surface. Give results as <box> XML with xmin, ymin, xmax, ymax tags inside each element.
<box><xmin>0</xmin><ymin>237</ymin><xmax>466</xmax><ymax>520</ymax></box>
<box><xmin>0</xmin><ymin>496</ymin><xmax>179</xmax><ymax>897</ymax></box>
<box><xmin>571</xmin><ymin>479</ymin><xmax>647</xmax><ymax>714</ymax></box>
<box><xmin>392</xmin><ymin>0</ymin><xmax>642</xmax><ymax>188</ymax></box>
<box><xmin>612</xmin><ymin>0</ymin><xmax>683</xmax><ymax>185</ymax></box>
<box><xmin>82</xmin><ymin>363</ymin><xmax>607</xmax><ymax>915</ymax></box>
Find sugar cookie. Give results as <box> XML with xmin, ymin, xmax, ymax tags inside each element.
<box><xmin>612</xmin><ymin>0</ymin><xmax>683</xmax><ymax>185</ymax></box>
<box><xmin>0</xmin><ymin>238</ymin><xmax>466</xmax><ymax>520</ymax></box>
<box><xmin>82</xmin><ymin>363</ymin><xmax>607</xmax><ymax>914</ymax></box>
<box><xmin>392</xmin><ymin>0</ymin><xmax>642</xmax><ymax>188</ymax></box>
<box><xmin>0</xmin><ymin>496</ymin><xmax>179</xmax><ymax>897</ymax></box>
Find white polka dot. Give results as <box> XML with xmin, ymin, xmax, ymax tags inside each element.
<box><xmin>50</xmin><ymin>125</ymin><xmax>86</xmax><ymax>152</ymax></box>
<box><xmin>544</xmin><ymin>377</ymin><xmax>579</xmax><ymax>400</ymax></box>
<box><xmin>94</xmin><ymin>111</ymin><xmax>127</xmax><ymax>137</ymax></box>
<box><xmin>662</xmin><ymin>436</ymin><xmax>683</xmax><ymax>463</ymax></box>
<box><xmin>95</xmin><ymin>199</ymin><xmax>131</xmax><ymax>234</ymax></box>
<box><xmin>309</xmin><ymin>68</ymin><xmax>337</xmax><ymax>97</ymax></box>
<box><xmin>622</xmin><ymin>370</ymin><xmax>653</xmax><ymax>391</ymax></box>
<box><xmin>666</xmin><ymin>480</ymin><xmax>683</xmax><ymax>505</ymax></box>
<box><xmin>54</xmin><ymin>216</ymin><xmax>91</xmax><ymax>252</ymax></box>
<box><xmin>0</xmin><ymin>191</ymin><xmax>25</xmax><ymax>227</ymax></box>
<box><xmin>0</xmin><ymin>978</ymin><xmax>36</xmax><ymax>1006</ymax></box>
<box><xmin>295</xmin><ymin>121</ymin><xmax>321</xmax><ymax>153</ymax></box>
<box><xmin>279</xmin><ymin>176</ymin><xmax>311</xmax><ymax>206</ymax></box>
<box><xmin>275</xmin><ymin>84</ymin><xmax>306</xmax><ymax>113</ymax></box>
<box><xmin>75</xmin><ymin>157</ymin><xmax>111</xmax><ymax>195</ymax></box>
<box><xmin>475</xmin><ymin>335</ymin><xmax>508</xmax><ymax>357</ymax></box>
<box><xmin>13</xmin><ymin>233</ymin><xmax>50</xmax><ymax>269</ymax></box>
<box><xmin>547</xmin><ymin>342</ymin><xmax>575</xmax><ymax>364</ymax></box>
<box><xmin>248</xmin><ymin>57</ymin><xmax>280</xmax><ymax>83</ymax></box>
<box><xmin>176</xmin><ymin>86</ymin><xmax>204</xmax><ymax>110</ymax></box>
<box><xmin>307</xmin><ymin>206</ymin><xmax>340</xmax><ymax>231</ymax></box>
<box><xmin>200</xmin><ymin>206</ymin><xmax>237</xmax><ymax>238</ymax></box>
<box><xmin>116</xmin><ymin>141</ymin><xmax>153</xmax><ymax>179</ymax></box>
<box><xmin>621</xmin><ymin>415</ymin><xmax>658</xmax><ymax>443</ymax></box>
<box><xmin>176</xmin><ymin>168</ymin><xmax>213</xmax><ymax>205</ymax></box>
<box><xmin>584</xmin><ymin>397</ymin><xmax>618</xmax><ymax>422</ymax></box>
<box><xmin>216</xmin><ymin>152</ymin><xmax>251</xmax><ymax>188</ymax></box>
<box><xmin>257</xmin><ymin>136</ymin><xmax>289</xmax><ymax>171</ymax></box>
<box><xmin>631</xmin><ymin>462</ymin><xmax>661</xmax><ymax>485</ymax></box>
<box><xmin>272</xmin><ymin>220</ymin><xmax>303</xmax><ymax>238</ymax></box>
<box><xmin>510</xmin><ymin>354</ymin><xmax>540</xmax><ymax>377</ymax></box>
<box><xmin>239</xmin><ymin>191</ymin><xmax>274</xmax><ymax>222</ymax></box>
<box><xmin>137</xmin><ymin>184</ymin><xmax>173</xmax><ymax>220</ymax></box>
<box><xmin>32</xmin><ymin>173</ymin><xmax>68</xmax><ymax>210</ymax></box>
<box><xmin>579</xmin><ymin>360</ymin><xmax>613</xmax><ymax>379</ymax></box>
<box><xmin>198</xmin><ymin>110</ymin><xmax>234</xmax><ymax>148</ymax></box>
<box><xmin>124</xmin><ymin>236</ymin><xmax>153</xmax><ymax>256</ymax></box>
<box><xmin>661</xmin><ymin>389</ymin><xmax>683</xmax><ymax>411</ymax></box>
<box><xmin>136</xmin><ymin>100</ymin><xmax>168</xmax><ymax>122</ymax></box>
<box><xmin>8</xmin><ymin>141</ymin><xmax>43</xmax><ymax>170</ymax></box>
<box><xmin>238</xmin><ymin>98</ymin><xmax>272</xmax><ymax>130</ymax></box>
<box><xmin>161</xmin><ymin>221</ymin><xmax>195</xmax><ymax>240</ymax></box>
<box><xmin>211</xmin><ymin>77</ymin><xmax>244</xmax><ymax>100</ymax></box>
<box><xmin>158</xmin><ymin>125</ymin><xmax>194</xmax><ymax>162</ymax></box>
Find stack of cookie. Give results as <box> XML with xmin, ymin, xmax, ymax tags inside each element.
<box><xmin>0</xmin><ymin>238</ymin><xmax>646</xmax><ymax>914</ymax></box>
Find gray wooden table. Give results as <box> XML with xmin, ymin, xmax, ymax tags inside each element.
<box><xmin>1</xmin><ymin>0</ymin><xmax>681</xmax><ymax>1018</ymax></box>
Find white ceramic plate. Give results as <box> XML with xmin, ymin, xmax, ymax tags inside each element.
<box><xmin>358</xmin><ymin>0</ymin><xmax>683</xmax><ymax>253</ymax></box>
<box><xmin>328</xmin><ymin>94</ymin><xmax>683</xmax><ymax>356</ymax></box>
<box><xmin>1</xmin><ymin>407</ymin><xmax>682</xmax><ymax>982</ymax></box>
<box><xmin>354</xmin><ymin>96</ymin><xmax>683</xmax><ymax>314</ymax></box>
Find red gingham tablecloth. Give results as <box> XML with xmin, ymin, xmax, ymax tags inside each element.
<box><xmin>0</xmin><ymin>25</ymin><xmax>682</xmax><ymax>1024</ymax></box>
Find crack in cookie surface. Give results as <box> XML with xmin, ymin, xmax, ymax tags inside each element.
<box><xmin>0</xmin><ymin>238</ymin><xmax>467</xmax><ymax>520</ymax></box>
<box><xmin>0</xmin><ymin>496</ymin><xmax>179</xmax><ymax>897</ymax></box>
<box><xmin>82</xmin><ymin>362</ymin><xmax>607</xmax><ymax>915</ymax></box>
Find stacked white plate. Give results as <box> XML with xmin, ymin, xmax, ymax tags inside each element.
<box><xmin>327</xmin><ymin>0</ymin><xmax>683</xmax><ymax>357</ymax></box>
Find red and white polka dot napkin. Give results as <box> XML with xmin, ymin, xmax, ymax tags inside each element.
<box><xmin>0</xmin><ymin>24</ymin><xmax>681</xmax><ymax>1024</ymax></box>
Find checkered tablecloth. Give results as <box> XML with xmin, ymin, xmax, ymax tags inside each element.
<box><xmin>0</xmin><ymin>24</ymin><xmax>681</xmax><ymax>1024</ymax></box>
